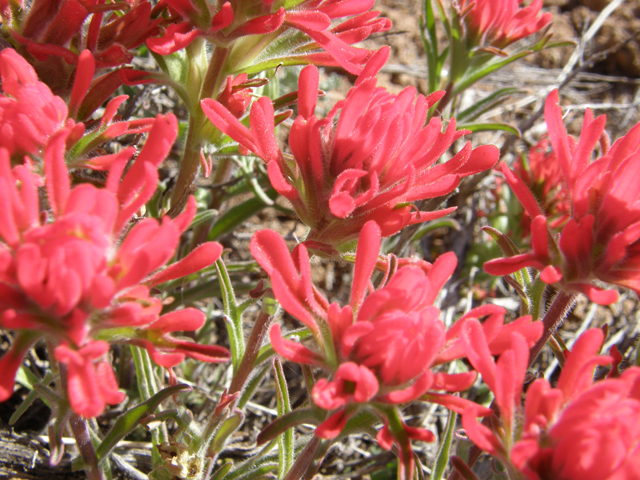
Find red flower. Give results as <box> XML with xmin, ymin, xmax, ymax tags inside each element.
<box><xmin>458</xmin><ymin>0</ymin><xmax>551</xmax><ymax>50</ymax></box>
<box><xmin>513</xmin><ymin>138</ymin><xmax>570</xmax><ymax>237</ymax></box>
<box><xmin>0</xmin><ymin>49</ymin><xmax>154</xmax><ymax>167</ymax></box>
<box><xmin>0</xmin><ymin>48</ymin><xmax>70</xmax><ymax>158</ymax></box>
<box><xmin>54</xmin><ymin>341</ymin><xmax>125</xmax><ymax>419</ymax></box>
<box><xmin>486</xmin><ymin>90</ymin><xmax>640</xmax><ymax>305</ymax></box>
<box><xmin>251</xmin><ymin>220</ymin><xmax>540</xmax><ymax>478</ymax></box>
<box><xmin>0</xmin><ymin>114</ymin><xmax>229</xmax><ymax>417</ymax></box>
<box><xmin>204</xmin><ymin>48</ymin><xmax>498</xmax><ymax>254</ymax></box>
<box><xmin>2</xmin><ymin>0</ymin><xmax>161</xmax><ymax>94</ymax></box>
<box><xmin>462</xmin><ymin>327</ymin><xmax>640</xmax><ymax>480</ymax></box>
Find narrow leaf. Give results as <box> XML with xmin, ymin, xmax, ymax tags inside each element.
<box><xmin>274</xmin><ymin>358</ymin><xmax>294</xmax><ymax>478</ymax></box>
<box><xmin>215</xmin><ymin>258</ymin><xmax>245</xmax><ymax>372</ymax></box>
<box><xmin>459</xmin><ymin>122</ymin><xmax>521</xmax><ymax>137</ymax></box>
<box><xmin>457</xmin><ymin>88</ymin><xmax>523</xmax><ymax>123</ymax></box>
<box><xmin>257</xmin><ymin>408</ymin><xmax>324</xmax><ymax>446</ymax></box>
<box><xmin>432</xmin><ymin>410</ymin><xmax>457</xmax><ymax>480</ymax></box>
<box><xmin>208</xmin><ymin>188</ymin><xmax>278</xmax><ymax>241</ymax></box>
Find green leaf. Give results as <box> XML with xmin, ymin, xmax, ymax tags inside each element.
<box><xmin>230</xmin><ymin>463</ymin><xmax>279</xmax><ymax>480</ymax></box>
<box><xmin>15</xmin><ymin>365</ymin><xmax>42</xmax><ymax>390</ymax></box>
<box><xmin>10</xmin><ymin>373</ymin><xmax>54</xmax><ymax>424</ymax></box>
<box><xmin>432</xmin><ymin>410</ymin><xmax>457</xmax><ymax>480</ymax></box>
<box><xmin>206</xmin><ymin>410</ymin><xmax>245</xmax><ymax>457</ymax></box>
<box><xmin>221</xmin><ymin>438</ymin><xmax>281</xmax><ymax>480</ymax></box>
<box><xmin>453</xmin><ymin>33</ymin><xmax>562</xmax><ymax>96</ymax></box>
<box><xmin>257</xmin><ymin>408</ymin><xmax>324</xmax><ymax>446</ymax></box>
<box><xmin>208</xmin><ymin>188</ymin><xmax>279</xmax><ymax>241</ymax></box>
<box><xmin>95</xmin><ymin>384</ymin><xmax>191</xmax><ymax>463</ymax></box>
<box><xmin>410</xmin><ymin>218</ymin><xmax>461</xmax><ymax>243</ymax></box>
<box><xmin>215</xmin><ymin>258</ymin><xmax>245</xmax><ymax>372</ymax></box>
<box><xmin>529</xmin><ymin>276</ymin><xmax>548</xmax><ymax>320</ymax></box>
<box><xmin>457</xmin><ymin>87</ymin><xmax>523</xmax><ymax>123</ymax></box>
<box><xmin>210</xmin><ymin>461</ymin><xmax>233</xmax><ymax>480</ymax></box>
<box><xmin>273</xmin><ymin>359</ymin><xmax>294</xmax><ymax>479</ymax></box>
<box><xmin>459</xmin><ymin>122</ymin><xmax>521</xmax><ymax>136</ymax></box>
<box><xmin>238</xmin><ymin>362</ymin><xmax>271</xmax><ymax>409</ymax></box>
<box><xmin>47</xmin><ymin>408</ymin><xmax>72</xmax><ymax>466</ymax></box>
<box><xmin>420</xmin><ymin>0</ymin><xmax>441</xmax><ymax>92</ymax></box>
<box><xmin>482</xmin><ymin>227</ymin><xmax>521</xmax><ymax>257</ymax></box>
<box><xmin>188</xmin><ymin>209</ymin><xmax>218</xmax><ymax>230</ymax></box>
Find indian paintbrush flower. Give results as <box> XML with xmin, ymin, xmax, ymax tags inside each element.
<box><xmin>0</xmin><ymin>112</ymin><xmax>229</xmax><ymax>418</ymax></box>
<box><xmin>462</xmin><ymin>326</ymin><xmax>640</xmax><ymax>480</ymax></box>
<box><xmin>457</xmin><ymin>0</ymin><xmax>551</xmax><ymax>52</ymax></box>
<box><xmin>250</xmin><ymin>220</ymin><xmax>542</xmax><ymax>479</ymax></box>
<box><xmin>204</xmin><ymin>47</ymin><xmax>499</xmax><ymax>255</ymax></box>
<box><xmin>485</xmin><ymin>89</ymin><xmax>640</xmax><ymax>305</ymax></box>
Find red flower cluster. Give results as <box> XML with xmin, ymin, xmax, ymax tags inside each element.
<box><xmin>147</xmin><ymin>0</ymin><xmax>391</xmax><ymax>75</ymax></box>
<box><xmin>0</xmin><ymin>109</ymin><xmax>228</xmax><ymax>418</ymax></box>
<box><xmin>458</xmin><ymin>0</ymin><xmax>551</xmax><ymax>50</ymax></box>
<box><xmin>462</xmin><ymin>327</ymin><xmax>640</xmax><ymax>480</ymax></box>
<box><xmin>1</xmin><ymin>0</ymin><xmax>161</xmax><ymax>93</ymax></box>
<box><xmin>204</xmin><ymin>48</ymin><xmax>498</xmax><ymax>254</ymax></box>
<box><xmin>250</xmin><ymin>220</ymin><xmax>542</xmax><ymax>479</ymax></box>
<box><xmin>486</xmin><ymin>90</ymin><xmax>640</xmax><ymax>305</ymax></box>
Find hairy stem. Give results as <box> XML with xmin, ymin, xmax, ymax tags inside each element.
<box><xmin>528</xmin><ymin>291</ymin><xmax>576</xmax><ymax>367</ymax></box>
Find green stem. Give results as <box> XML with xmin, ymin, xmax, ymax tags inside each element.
<box><xmin>170</xmin><ymin>47</ymin><xmax>230</xmax><ymax>210</ymax></box>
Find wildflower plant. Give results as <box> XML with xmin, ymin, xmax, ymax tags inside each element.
<box><xmin>0</xmin><ymin>0</ymin><xmax>639</xmax><ymax>479</ymax></box>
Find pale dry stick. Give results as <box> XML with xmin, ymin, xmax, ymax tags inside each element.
<box><xmin>557</xmin><ymin>0</ymin><xmax>626</xmax><ymax>87</ymax></box>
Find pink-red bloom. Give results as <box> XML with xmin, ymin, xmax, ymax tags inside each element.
<box><xmin>486</xmin><ymin>90</ymin><xmax>640</xmax><ymax>305</ymax></box>
<box><xmin>147</xmin><ymin>0</ymin><xmax>391</xmax><ymax>75</ymax></box>
<box><xmin>458</xmin><ymin>0</ymin><xmax>551</xmax><ymax>50</ymax></box>
<box><xmin>205</xmin><ymin>48</ymin><xmax>498</xmax><ymax>254</ymax></box>
<box><xmin>462</xmin><ymin>327</ymin><xmax>640</xmax><ymax>480</ymax></box>
<box><xmin>0</xmin><ymin>113</ymin><xmax>229</xmax><ymax>418</ymax></box>
<box><xmin>250</xmin><ymin>220</ymin><xmax>541</xmax><ymax>479</ymax></box>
